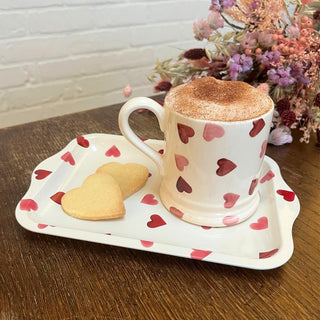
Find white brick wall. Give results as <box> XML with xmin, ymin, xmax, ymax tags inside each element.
<box><xmin>0</xmin><ymin>0</ymin><xmax>209</xmax><ymax>128</ymax></box>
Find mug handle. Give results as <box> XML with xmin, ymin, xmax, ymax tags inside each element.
<box><xmin>118</xmin><ymin>97</ymin><xmax>165</xmax><ymax>175</ymax></box>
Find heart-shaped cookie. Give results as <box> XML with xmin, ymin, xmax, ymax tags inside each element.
<box><xmin>61</xmin><ymin>173</ymin><xmax>125</xmax><ymax>220</ymax></box>
<box><xmin>96</xmin><ymin>162</ymin><xmax>149</xmax><ymax>199</ymax></box>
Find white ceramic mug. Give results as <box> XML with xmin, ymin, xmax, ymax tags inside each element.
<box><xmin>119</xmin><ymin>94</ymin><xmax>273</xmax><ymax>227</ymax></box>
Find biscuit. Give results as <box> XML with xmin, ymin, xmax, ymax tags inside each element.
<box><xmin>96</xmin><ymin>162</ymin><xmax>149</xmax><ymax>199</ymax></box>
<box><xmin>61</xmin><ymin>173</ymin><xmax>125</xmax><ymax>220</ymax></box>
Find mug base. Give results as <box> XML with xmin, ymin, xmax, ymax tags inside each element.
<box><xmin>160</xmin><ymin>187</ymin><xmax>260</xmax><ymax>228</ymax></box>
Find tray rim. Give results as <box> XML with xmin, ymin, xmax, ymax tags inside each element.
<box><xmin>15</xmin><ymin>133</ymin><xmax>300</xmax><ymax>270</ymax></box>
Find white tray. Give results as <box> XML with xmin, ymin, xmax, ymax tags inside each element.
<box><xmin>15</xmin><ymin>134</ymin><xmax>300</xmax><ymax>270</ymax></box>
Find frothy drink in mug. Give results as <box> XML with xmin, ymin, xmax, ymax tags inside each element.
<box><xmin>119</xmin><ymin>77</ymin><xmax>274</xmax><ymax>227</ymax></box>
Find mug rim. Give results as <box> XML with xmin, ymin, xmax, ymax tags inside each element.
<box><xmin>163</xmin><ymin>103</ymin><xmax>274</xmax><ymax>125</ymax></box>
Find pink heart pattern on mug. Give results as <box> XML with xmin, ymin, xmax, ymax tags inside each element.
<box><xmin>176</xmin><ymin>176</ymin><xmax>192</xmax><ymax>193</ymax></box>
<box><xmin>223</xmin><ymin>193</ymin><xmax>240</xmax><ymax>209</ymax></box>
<box><xmin>260</xmin><ymin>140</ymin><xmax>268</xmax><ymax>158</ymax></box>
<box><xmin>175</xmin><ymin>154</ymin><xmax>189</xmax><ymax>171</ymax></box>
<box><xmin>249</xmin><ymin>178</ymin><xmax>259</xmax><ymax>195</ymax></box>
<box><xmin>216</xmin><ymin>158</ymin><xmax>237</xmax><ymax>176</ymax></box>
<box><xmin>249</xmin><ymin>118</ymin><xmax>265</xmax><ymax>137</ymax></box>
<box><xmin>203</xmin><ymin>123</ymin><xmax>225</xmax><ymax>141</ymax></box>
<box><xmin>169</xmin><ymin>206</ymin><xmax>184</xmax><ymax>219</ymax></box>
<box><xmin>177</xmin><ymin>123</ymin><xmax>195</xmax><ymax>144</ymax></box>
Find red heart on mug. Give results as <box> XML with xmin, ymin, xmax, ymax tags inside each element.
<box><xmin>19</xmin><ymin>199</ymin><xmax>38</xmax><ymax>212</ymax></box>
<box><xmin>249</xmin><ymin>118</ymin><xmax>265</xmax><ymax>137</ymax></box>
<box><xmin>34</xmin><ymin>169</ymin><xmax>52</xmax><ymax>180</ymax></box>
<box><xmin>175</xmin><ymin>154</ymin><xmax>189</xmax><ymax>171</ymax></box>
<box><xmin>141</xmin><ymin>194</ymin><xmax>158</xmax><ymax>205</ymax></box>
<box><xmin>223</xmin><ymin>193</ymin><xmax>240</xmax><ymax>208</ymax></box>
<box><xmin>77</xmin><ymin>136</ymin><xmax>89</xmax><ymax>148</ymax></box>
<box><xmin>250</xmin><ymin>216</ymin><xmax>268</xmax><ymax>230</ymax></box>
<box><xmin>169</xmin><ymin>206</ymin><xmax>184</xmax><ymax>219</ymax></box>
<box><xmin>176</xmin><ymin>176</ymin><xmax>192</xmax><ymax>193</ymax></box>
<box><xmin>260</xmin><ymin>170</ymin><xmax>275</xmax><ymax>183</ymax></box>
<box><xmin>105</xmin><ymin>145</ymin><xmax>120</xmax><ymax>157</ymax></box>
<box><xmin>177</xmin><ymin>123</ymin><xmax>195</xmax><ymax>144</ymax></box>
<box><xmin>249</xmin><ymin>178</ymin><xmax>259</xmax><ymax>195</ymax></box>
<box><xmin>190</xmin><ymin>249</ymin><xmax>212</xmax><ymax>260</ymax></box>
<box><xmin>216</xmin><ymin>159</ymin><xmax>237</xmax><ymax>176</ymax></box>
<box><xmin>203</xmin><ymin>123</ymin><xmax>225</xmax><ymax>141</ymax></box>
<box><xmin>50</xmin><ymin>192</ymin><xmax>65</xmax><ymax>205</ymax></box>
<box><xmin>277</xmin><ymin>189</ymin><xmax>295</xmax><ymax>201</ymax></box>
<box><xmin>147</xmin><ymin>214</ymin><xmax>166</xmax><ymax>228</ymax></box>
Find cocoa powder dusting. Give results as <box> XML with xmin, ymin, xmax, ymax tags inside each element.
<box><xmin>164</xmin><ymin>77</ymin><xmax>273</xmax><ymax>121</ymax></box>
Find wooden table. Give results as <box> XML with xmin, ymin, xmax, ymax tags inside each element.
<box><xmin>1</xmin><ymin>101</ymin><xmax>319</xmax><ymax>320</ymax></box>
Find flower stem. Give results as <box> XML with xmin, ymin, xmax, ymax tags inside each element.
<box><xmin>220</xmin><ymin>13</ymin><xmax>244</xmax><ymax>30</ymax></box>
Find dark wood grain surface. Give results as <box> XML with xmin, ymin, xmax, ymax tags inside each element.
<box><xmin>1</xmin><ymin>101</ymin><xmax>319</xmax><ymax>320</ymax></box>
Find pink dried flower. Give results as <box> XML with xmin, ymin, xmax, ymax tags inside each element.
<box><xmin>193</xmin><ymin>19</ymin><xmax>212</xmax><ymax>41</ymax></box>
<box><xmin>123</xmin><ymin>84</ymin><xmax>132</xmax><ymax>98</ymax></box>
<box><xmin>268</xmin><ymin>127</ymin><xmax>293</xmax><ymax>145</ymax></box>
<box><xmin>241</xmin><ymin>32</ymin><xmax>258</xmax><ymax>50</ymax></box>
<box><xmin>207</xmin><ymin>11</ymin><xmax>224</xmax><ymax>30</ymax></box>
<box><xmin>256</xmin><ymin>83</ymin><xmax>269</xmax><ymax>94</ymax></box>
<box><xmin>258</xmin><ymin>31</ymin><xmax>274</xmax><ymax>48</ymax></box>
<box><xmin>286</xmin><ymin>25</ymin><xmax>300</xmax><ymax>39</ymax></box>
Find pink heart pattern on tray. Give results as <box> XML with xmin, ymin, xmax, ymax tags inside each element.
<box><xmin>16</xmin><ymin>134</ymin><xmax>299</xmax><ymax>268</ymax></box>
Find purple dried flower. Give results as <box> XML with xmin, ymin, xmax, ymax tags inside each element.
<box><xmin>210</xmin><ymin>0</ymin><xmax>235</xmax><ymax>12</ymax></box>
<box><xmin>258</xmin><ymin>50</ymin><xmax>281</xmax><ymax>68</ymax></box>
<box><xmin>229</xmin><ymin>54</ymin><xmax>253</xmax><ymax>80</ymax></box>
<box><xmin>267</xmin><ymin>67</ymin><xmax>296</xmax><ymax>87</ymax></box>
<box><xmin>250</xmin><ymin>0</ymin><xmax>261</xmax><ymax>10</ymax></box>
<box><xmin>290</xmin><ymin>62</ymin><xmax>311</xmax><ymax>85</ymax></box>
